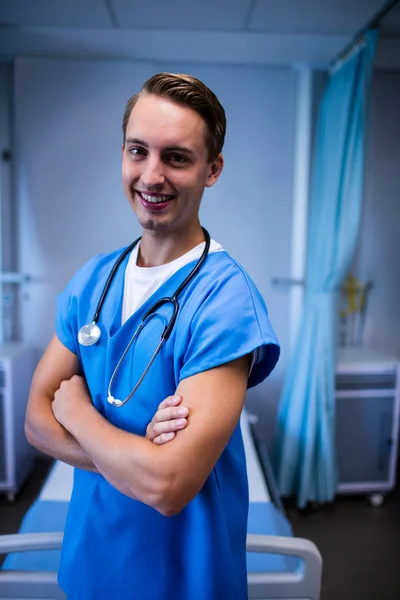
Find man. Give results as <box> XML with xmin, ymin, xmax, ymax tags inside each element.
<box><xmin>25</xmin><ymin>73</ymin><xmax>279</xmax><ymax>600</ymax></box>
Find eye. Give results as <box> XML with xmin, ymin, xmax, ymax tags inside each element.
<box><xmin>168</xmin><ymin>153</ymin><xmax>188</xmax><ymax>166</ymax></box>
<box><xmin>128</xmin><ymin>146</ymin><xmax>147</xmax><ymax>158</ymax></box>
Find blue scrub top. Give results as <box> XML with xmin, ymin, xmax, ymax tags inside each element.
<box><xmin>56</xmin><ymin>248</ymin><xmax>279</xmax><ymax>600</ymax></box>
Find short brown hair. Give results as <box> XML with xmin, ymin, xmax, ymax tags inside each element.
<box><xmin>122</xmin><ymin>72</ymin><xmax>226</xmax><ymax>161</ymax></box>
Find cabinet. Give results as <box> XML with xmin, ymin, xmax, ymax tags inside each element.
<box><xmin>0</xmin><ymin>344</ymin><xmax>37</xmax><ymax>501</ymax></box>
<box><xmin>335</xmin><ymin>348</ymin><xmax>400</xmax><ymax>503</ymax></box>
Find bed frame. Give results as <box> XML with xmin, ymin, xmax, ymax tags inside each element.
<box><xmin>0</xmin><ymin>531</ymin><xmax>321</xmax><ymax>600</ymax></box>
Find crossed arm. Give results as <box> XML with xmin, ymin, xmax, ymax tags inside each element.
<box><xmin>25</xmin><ymin>335</ymin><xmax>248</xmax><ymax>516</ymax></box>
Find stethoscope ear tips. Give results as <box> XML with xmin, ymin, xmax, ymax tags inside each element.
<box><xmin>107</xmin><ymin>395</ymin><xmax>123</xmax><ymax>407</ymax></box>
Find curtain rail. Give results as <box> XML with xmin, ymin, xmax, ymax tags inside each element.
<box><xmin>331</xmin><ymin>0</ymin><xmax>399</xmax><ymax>69</ymax></box>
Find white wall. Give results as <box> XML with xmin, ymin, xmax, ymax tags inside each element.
<box><xmin>0</xmin><ymin>62</ymin><xmax>18</xmax><ymax>342</ymax></box>
<box><xmin>14</xmin><ymin>57</ymin><xmax>297</xmax><ymax>445</ymax></box>
<box><xmin>354</xmin><ymin>71</ymin><xmax>400</xmax><ymax>358</ymax></box>
<box><xmin>0</xmin><ymin>64</ymin><xmax>12</xmax><ymax>268</ymax></box>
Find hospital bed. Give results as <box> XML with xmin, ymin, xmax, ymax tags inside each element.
<box><xmin>0</xmin><ymin>410</ymin><xmax>322</xmax><ymax>599</ymax></box>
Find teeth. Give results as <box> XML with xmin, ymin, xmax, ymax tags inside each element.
<box><xmin>141</xmin><ymin>193</ymin><xmax>172</xmax><ymax>203</ymax></box>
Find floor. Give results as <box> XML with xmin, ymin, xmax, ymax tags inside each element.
<box><xmin>284</xmin><ymin>484</ymin><xmax>400</xmax><ymax>600</ymax></box>
<box><xmin>1</xmin><ymin>458</ymin><xmax>400</xmax><ymax>599</ymax></box>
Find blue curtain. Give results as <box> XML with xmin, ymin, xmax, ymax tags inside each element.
<box><xmin>273</xmin><ymin>30</ymin><xmax>378</xmax><ymax>508</ymax></box>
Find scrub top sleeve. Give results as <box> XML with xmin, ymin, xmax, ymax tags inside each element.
<box><xmin>55</xmin><ymin>254</ymin><xmax>103</xmax><ymax>356</ymax></box>
<box><xmin>178</xmin><ymin>266</ymin><xmax>280</xmax><ymax>389</ymax></box>
<box><xmin>55</xmin><ymin>285</ymin><xmax>78</xmax><ymax>355</ymax></box>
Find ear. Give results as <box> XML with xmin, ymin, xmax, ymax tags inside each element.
<box><xmin>205</xmin><ymin>153</ymin><xmax>224</xmax><ymax>188</ymax></box>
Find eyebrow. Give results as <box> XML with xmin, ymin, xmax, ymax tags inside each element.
<box><xmin>125</xmin><ymin>138</ymin><xmax>196</xmax><ymax>156</ymax></box>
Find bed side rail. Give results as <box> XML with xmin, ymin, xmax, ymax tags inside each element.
<box><xmin>0</xmin><ymin>533</ymin><xmax>65</xmax><ymax>599</ymax></box>
<box><xmin>0</xmin><ymin>532</ymin><xmax>321</xmax><ymax>600</ymax></box>
<box><xmin>247</xmin><ymin>534</ymin><xmax>322</xmax><ymax>600</ymax></box>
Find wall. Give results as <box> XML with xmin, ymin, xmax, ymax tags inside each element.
<box><xmin>354</xmin><ymin>70</ymin><xmax>400</xmax><ymax>358</ymax></box>
<box><xmin>0</xmin><ymin>62</ymin><xmax>18</xmax><ymax>342</ymax></box>
<box><xmin>14</xmin><ymin>57</ymin><xmax>297</xmax><ymax>446</ymax></box>
<box><xmin>0</xmin><ymin>64</ymin><xmax>12</xmax><ymax>266</ymax></box>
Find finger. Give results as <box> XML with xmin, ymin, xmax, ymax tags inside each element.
<box><xmin>152</xmin><ymin>418</ymin><xmax>188</xmax><ymax>438</ymax></box>
<box><xmin>145</xmin><ymin>417</ymin><xmax>183</xmax><ymax>441</ymax></box>
<box><xmin>153</xmin><ymin>406</ymin><xmax>189</xmax><ymax>424</ymax></box>
<box><xmin>157</xmin><ymin>395</ymin><xmax>182</xmax><ymax>410</ymax></box>
<box><xmin>153</xmin><ymin>432</ymin><xmax>176</xmax><ymax>445</ymax></box>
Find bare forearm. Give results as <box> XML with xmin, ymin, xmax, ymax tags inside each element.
<box><xmin>53</xmin><ymin>358</ymin><xmax>249</xmax><ymax>515</ymax></box>
<box><xmin>25</xmin><ymin>396</ymin><xmax>98</xmax><ymax>472</ymax></box>
<box><xmin>64</xmin><ymin>402</ymin><xmax>220</xmax><ymax>517</ymax></box>
<box><xmin>65</xmin><ymin>404</ymin><xmax>169</xmax><ymax>507</ymax></box>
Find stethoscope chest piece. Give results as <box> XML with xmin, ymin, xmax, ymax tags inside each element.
<box><xmin>78</xmin><ymin>322</ymin><xmax>101</xmax><ymax>346</ymax></box>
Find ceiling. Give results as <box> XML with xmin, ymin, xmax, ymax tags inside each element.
<box><xmin>380</xmin><ymin>0</ymin><xmax>400</xmax><ymax>33</ymax></box>
<box><xmin>0</xmin><ymin>0</ymin><xmax>399</xmax><ymax>68</ymax></box>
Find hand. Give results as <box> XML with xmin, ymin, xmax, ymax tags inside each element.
<box><xmin>52</xmin><ymin>375</ymin><xmax>93</xmax><ymax>429</ymax></box>
<box><xmin>146</xmin><ymin>395</ymin><xmax>189</xmax><ymax>445</ymax></box>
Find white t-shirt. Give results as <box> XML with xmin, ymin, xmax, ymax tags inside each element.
<box><xmin>122</xmin><ymin>239</ymin><xmax>223</xmax><ymax>324</ymax></box>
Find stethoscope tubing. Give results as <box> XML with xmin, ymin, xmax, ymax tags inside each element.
<box><xmin>107</xmin><ymin>331</ymin><xmax>165</xmax><ymax>407</ymax></box>
<box><xmin>78</xmin><ymin>228</ymin><xmax>210</xmax><ymax>407</ymax></box>
<box><xmin>93</xmin><ymin>236</ymin><xmax>141</xmax><ymax>323</ymax></box>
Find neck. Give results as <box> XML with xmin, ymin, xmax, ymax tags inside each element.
<box><xmin>137</xmin><ymin>222</ymin><xmax>205</xmax><ymax>267</ymax></box>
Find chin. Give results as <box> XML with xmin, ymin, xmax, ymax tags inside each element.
<box><xmin>139</xmin><ymin>217</ymin><xmax>174</xmax><ymax>234</ymax></box>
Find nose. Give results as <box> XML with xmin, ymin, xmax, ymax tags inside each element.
<box><xmin>141</xmin><ymin>155</ymin><xmax>165</xmax><ymax>189</ymax></box>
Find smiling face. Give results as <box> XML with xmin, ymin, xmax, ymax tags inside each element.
<box><xmin>122</xmin><ymin>93</ymin><xmax>223</xmax><ymax>236</ymax></box>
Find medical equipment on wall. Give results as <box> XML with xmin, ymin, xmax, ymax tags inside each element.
<box><xmin>77</xmin><ymin>228</ymin><xmax>211</xmax><ymax>408</ymax></box>
<box><xmin>339</xmin><ymin>273</ymin><xmax>373</xmax><ymax>347</ymax></box>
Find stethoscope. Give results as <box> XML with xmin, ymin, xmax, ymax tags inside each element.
<box><xmin>77</xmin><ymin>228</ymin><xmax>211</xmax><ymax>408</ymax></box>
